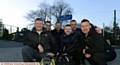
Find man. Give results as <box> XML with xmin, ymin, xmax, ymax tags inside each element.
<box><xmin>44</xmin><ymin>21</ymin><xmax>51</xmax><ymax>32</ymax></box>
<box><xmin>70</xmin><ymin>20</ymin><xmax>86</xmax><ymax>65</ymax></box>
<box><xmin>80</xmin><ymin>19</ymin><xmax>107</xmax><ymax>65</ymax></box>
<box><xmin>59</xmin><ymin>24</ymin><xmax>84</xmax><ymax>65</ymax></box>
<box><xmin>70</xmin><ymin>20</ymin><xmax>80</xmax><ymax>34</ymax></box>
<box><xmin>51</xmin><ymin>22</ymin><xmax>64</xmax><ymax>52</ymax></box>
<box><xmin>22</xmin><ymin>18</ymin><xmax>56</xmax><ymax>62</ymax></box>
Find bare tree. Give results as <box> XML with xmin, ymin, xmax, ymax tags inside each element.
<box><xmin>25</xmin><ymin>0</ymin><xmax>73</xmax><ymax>22</ymax></box>
<box><xmin>25</xmin><ymin>3</ymin><xmax>51</xmax><ymax>22</ymax></box>
<box><xmin>25</xmin><ymin>10</ymin><xmax>38</xmax><ymax>22</ymax></box>
<box><xmin>51</xmin><ymin>1</ymin><xmax>72</xmax><ymax>22</ymax></box>
<box><xmin>38</xmin><ymin>3</ymin><xmax>52</xmax><ymax>21</ymax></box>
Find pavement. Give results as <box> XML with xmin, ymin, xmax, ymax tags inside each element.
<box><xmin>107</xmin><ymin>48</ymin><xmax>120</xmax><ymax>65</ymax></box>
<box><xmin>0</xmin><ymin>40</ymin><xmax>23</xmax><ymax>62</ymax></box>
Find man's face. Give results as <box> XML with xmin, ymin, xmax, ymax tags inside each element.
<box><xmin>80</xmin><ymin>22</ymin><xmax>91</xmax><ymax>34</ymax></box>
<box><xmin>64</xmin><ymin>26</ymin><xmax>72</xmax><ymax>35</ymax></box>
<box><xmin>45</xmin><ymin>22</ymin><xmax>51</xmax><ymax>31</ymax></box>
<box><xmin>35</xmin><ymin>20</ymin><xmax>44</xmax><ymax>31</ymax></box>
<box><xmin>55</xmin><ymin>23</ymin><xmax>61</xmax><ymax>30</ymax></box>
<box><xmin>70</xmin><ymin>21</ymin><xmax>77</xmax><ymax>30</ymax></box>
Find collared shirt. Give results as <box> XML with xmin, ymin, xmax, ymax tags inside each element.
<box><xmin>37</xmin><ymin>31</ymin><xmax>42</xmax><ymax>35</ymax></box>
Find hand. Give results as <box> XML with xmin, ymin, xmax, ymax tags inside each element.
<box><xmin>95</xmin><ymin>27</ymin><xmax>102</xmax><ymax>34</ymax></box>
<box><xmin>83</xmin><ymin>49</ymin><xmax>86</xmax><ymax>54</ymax></box>
<box><xmin>38</xmin><ymin>44</ymin><xmax>44</xmax><ymax>53</ymax></box>
<box><xmin>47</xmin><ymin>52</ymin><xmax>55</xmax><ymax>57</ymax></box>
<box><xmin>85</xmin><ymin>53</ymin><xmax>91</xmax><ymax>58</ymax></box>
<box><xmin>56</xmin><ymin>52</ymin><xmax>60</xmax><ymax>56</ymax></box>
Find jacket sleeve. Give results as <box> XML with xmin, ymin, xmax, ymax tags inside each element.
<box><xmin>23</xmin><ymin>32</ymin><xmax>39</xmax><ymax>49</ymax></box>
<box><xmin>48</xmin><ymin>33</ymin><xmax>57</xmax><ymax>54</ymax></box>
<box><xmin>68</xmin><ymin>35</ymin><xmax>85</xmax><ymax>54</ymax></box>
<box><xmin>91</xmin><ymin>33</ymin><xmax>106</xmax><ymax>53</ymax></box>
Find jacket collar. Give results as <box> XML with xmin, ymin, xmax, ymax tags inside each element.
<box><xmin>31</xmin><ymin>27</ymin><xmax>45</xmax><ymax>34</ymax></box>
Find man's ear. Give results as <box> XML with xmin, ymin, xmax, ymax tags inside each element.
<box><xmin>89</xmin><ymin>25</ymin><xmax>92</xmax><ymax>28</ymax></box>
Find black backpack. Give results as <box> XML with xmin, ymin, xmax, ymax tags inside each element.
<box><xmin>104</xmin><ymin>41</ymin><xmax>117</xmax><ymax>62</ymax></box>
<box><xmin>56</xmin><ymin>53</ymin><xmax>75</xmax><ymax>65</ymax></box>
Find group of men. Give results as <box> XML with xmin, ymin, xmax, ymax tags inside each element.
<box><xmin>22</xmin><ymin>18</ymin><xmax>108</xmax><ymax>65</ymax></box>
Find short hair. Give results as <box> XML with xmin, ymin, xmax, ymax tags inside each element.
<box><xmin>65</xmin><ymin>24</ymin><xmax>71</xmax><ymax>27</ymax></box>
<box><xmin>70</xmin><ymin>20</ymin><xmax>77</xmax><ymax>22</ymax></box>
<box><xmin>35</xmin><ymin>18</ymin><xmax>44</xmax><ymax>22</ymax></box>
<box><xmin>81</xmin><ymin>19</ymin><xmax>90</xmax><ymax>23</ymax></box>
<box><xmin>81</xmin><ymin>19</ymin><xmax>94</xmax><ymax>28</ymax></box>
<box><xmin>55</xmin><ymin>22</ymin><xmax>62</xmax><ymax>25</ymax></box>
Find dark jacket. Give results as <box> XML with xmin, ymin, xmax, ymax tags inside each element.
<box><xmin>73</xmin><ymin>28</ymin><xmax>81</xmax><ymax>36</ymax></box>
<box><xmin>81</xmin><ymin>28</ymin><xmax>105</xmax><ymax>54</ymax></box>
<box><xmin>60</xmin><ymin>32</ymin><xmax>84</xmax><ymax>55</ymax></box>
<box><xmin>51</xmin><ymin>29</ymin><xmax>64</xmax><ymax>51</ymax></box>
<box><xmin>23</xmin><ymin>28</ymin><xmax>56</xmax><ymax>53</ymax></box>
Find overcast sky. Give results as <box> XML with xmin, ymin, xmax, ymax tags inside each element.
<box><xmin>0</xmin><ymin>0</ymin><xmax>120</xmax><ymax>29</ymax></box>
